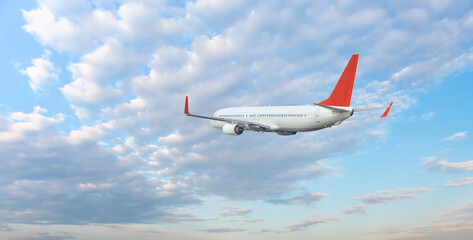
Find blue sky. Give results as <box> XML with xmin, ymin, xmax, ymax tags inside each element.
<box><xmin>1</xmin><ymin>0</ymin><xmax>473</xmax><ymax>239</ymax></box>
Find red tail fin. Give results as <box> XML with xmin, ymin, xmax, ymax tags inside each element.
<box><xmin>319</xmin><ymin>54</ymin><xmax>359</xmax><ymax>107</ymax></box>
<box><xmin>184</xmin><ymin>96</ymin><xmax>190</xmax><ymax>115</ymax></box>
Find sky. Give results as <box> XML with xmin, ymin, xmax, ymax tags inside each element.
<box><xmin>1</xmin><ymin>0</ymin><xmax>473</xmax><ymax>239</ymax></box>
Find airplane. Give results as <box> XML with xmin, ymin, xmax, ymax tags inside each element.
<box><xmin>184</xmin><ymin>54</ymin><xmax>393</xmax><ymax>136</ymax></box>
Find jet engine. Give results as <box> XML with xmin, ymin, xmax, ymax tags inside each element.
<box><xmin>222</xmin><ymin>123</ymin><xmax>244</xmax><ymax>135</ymax></box>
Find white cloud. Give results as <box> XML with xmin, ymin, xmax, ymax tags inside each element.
<box><xmin>422</xmin><ymin>156</ymin><xmax>473</xmax><ymax>173</ymax></box>
<box><xmin>22</xmin><ymin>6</ymin><xmax>94</xmax><ymax>53</ymax></box>
<box><xmin>187</xmin><ymin>0</ymin><xmax>254</xmax><ymax>29</ymax></box>
<box><xmin>445</xmin><ymin>177</ymin><xmax>473</xmax><ymax>187</ymax></box>
<box><xmin>343</xmin><ymin>205</ymin><xmax>367</xmax><ymax>215</ymax></box>
<box><xmin>219</xmin><ymin>206</ymin><xmax>252</xmax><ymax>217</ymax></box>
<box><xmin>77</xmin><ymin>182</ymin><xmax>116</xmax><ymax>192</ymax></box>
<box><xmin>38</xmin><ymin>0</ymin><xmax>91</xmax><ymax>15</ymax></box>
<box><xmin>20</xmin><ymin>50</ymin><xmax>60</xmax><ymax>92</ymax></box>
<box><xmin>419</xmin><ymin>111</ymin><xmax>435</xmax><ymax>121</ymax></box>
<box><xmin>158</xmin><ymin>131</ymin><xmax>184</xmax><ymax>145</ymax></box>
<box><xmin>443</xmin><ymin>131</ymin><xmax>468</xmax><ymax>141</ymax></box>
<box><xmin>61</xmin><ymin>40</ymin><xmax>143</xmax><ymax>104</ymax></box>
<box><xmin>347</xmin><ymin>9</ymin><xmax>386</xmax><ymax>29</ymax></box>
<box><xmin>353</xmin><ymin>187</ymin><xmax>432</xmax><ymax>204</ymax></box>
<box><xmin>0</xmin><ymin>106</ymin><xmax>63</xmax><ymax>142</ymax></box>
<box><xmin>391</xmin><ymin>50</ymin><xmax>473</xmax><ymax>87</ymax></box>
<box><xmin>116</xmin><ymin>1</ymin><xmax>188</xmax><ymax>44</ymax></box>
<box><xmin>399</xmin><ymin>8</ymin><xmax>429</xmax><ymax>24</ymax></box>
<box><xmin>200</xmin><ymin>227</ymin><xmax>246</xmax><ymax>233</ymax></box>
<box><xmin>101</xmin><ymin>97</ymin><xmax>147</xmax><ymax>118</ymax></box>
<box><xmin>267</xmin><ymin>192</ymin><xmax>327</xmax><ymax>206</ymax></box>
<box><xmin>70</xmin><ymin>104</ymin><xmax>92</xmax><ymax>120</ymax></box>
<box><xmin>67</xmin><ymin>123</ymin><xmax>109</xmax><ymax>144</ymax></box>
<box><xmin>280</xmin><ymin>216</ymin><xmax>339</xmax><ymax>232</ymax></box>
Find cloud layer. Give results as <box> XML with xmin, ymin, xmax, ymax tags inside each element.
<box><xmin>0</xmin><ymin>107</ymin><xmax>199</xmax><ymax>224</ymax></box>
<box><xmin>1</xmin><ymin>1</ymin><xmax>472</xmax><ymax>239</ymax></box>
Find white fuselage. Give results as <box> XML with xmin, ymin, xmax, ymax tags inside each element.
<box><xmin>210</xmin><ymin>105</ymin><xmax>353</xmax><ymax>133</ymax></box>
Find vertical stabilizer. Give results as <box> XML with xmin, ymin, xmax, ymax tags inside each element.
<box><xmin>319</xmin><ymin>54</ymin><xmax>359</xmax><ymax>107</ymax></box>
<box><xmin>184</xmin><ymin>96</ymin><xmax>190</xmax><ymax>115</ymax></box>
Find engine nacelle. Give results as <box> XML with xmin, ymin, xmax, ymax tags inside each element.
<box><xmin>222</xmin><ymin>123</ymin><xmax>244</xmax><ymax>135</ymax></box>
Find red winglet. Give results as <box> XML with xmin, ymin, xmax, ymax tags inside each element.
<box><xmin>319</xmin><ymin>54</ymin><xmax>359</xmax><ymax>107</ymax></box>
<box><xmin>184</xmin><ymin>96</ymin><xmax>190</xmax><ymax>115</ymax></box>
<box><xmin>380</xmin><ymin>102</ymin><xmax>393</xmax><ymax>118</ymax></box>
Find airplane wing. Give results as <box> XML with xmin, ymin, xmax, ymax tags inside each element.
<box><xmin>354</xmin><ymin>106</ymin><xmax>389</xmax><ymax>112</ymax></box>
<box><xmin>184</xmin><ymin>96</ymin><xmax>272</xmax><ymax>132</ymax></box>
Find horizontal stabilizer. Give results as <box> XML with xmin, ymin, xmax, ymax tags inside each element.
<box><xmin>354</xmin><ymin>106</ymin><xmax>391</xmax><ymax>112</ymax></box>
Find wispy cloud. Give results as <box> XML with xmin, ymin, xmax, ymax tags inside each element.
<box><xmin>200</xmin><ymin>228</ymin><xmax>246</xmax><ymax>233</ymax></box>
<box><xmin>445</xmin><ymin>177</ymin><xmax>473</xmax><ymax>187</ymax></box>
<box><xmin>5</xmin><ymin>231</ymin><xmax>75</xmax><ymax>240</ymax></box>
<box><xmin>343</xmin><ymin>205</ymin><xmax>367</xmax><ymax>215</ymax></box>
<box><xmin>245</xmin><ymin>218</ymin><xmax>264</xmax><ymax>223</ymax></box>
<box><xmin>353</xmin><ymin>188</ymin><xmax>432</xmax><ymax>205</ymax></box>
<box><xmin>422</xmin><ymin>156</ymin><xmax>473</xmax><ymax>173</ymax></box>
<box><xmin>250</xmin><ymin>228</ymin><xmax>272</xmax><ymax>234</ymax></box>
<box><xmin>419</xmin><ymin>111</ymin><xmax>435</xmax><ymax>121</ymax></box>
<box><xmin>399</xmin><ymin>202</ymin><xmax>473</xmax><ymax>239</ymax></box>
<box><xmin>279</xmin><ymin>216</ymin><xmax>339</xmax><ymax>232</ymax></box>
<box><xmin>219</xmin><ymin>206</ymin><xmax>252</xmax><ymax>217</ymax></box>
<box><xmin>159</xmin><ymin>212</ymin><xmax>216</xmax><ymax>223</ymax></box>
<box><xmin>368</xmin><ymin>201</ymin><xmax>473</xmax><ymax>240</ymax></box>
<box><xmin>267</xmin><ymin>192</ymin><xmax>327</xmax><ymax>206</ymax></box>
<box><xmin>439</xmin><ymin>201</ymin><xmax>473</xmax><ymax>223</ymax></box>
<box><xmin>443</xmin><ymin>131</ymin><xmax>468</xmax><ymax>141</ymax></box>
